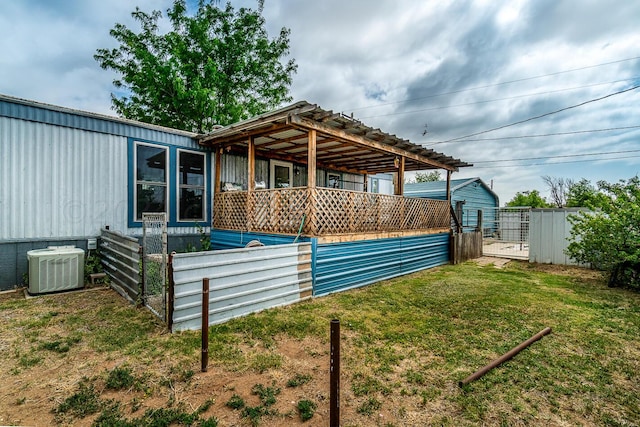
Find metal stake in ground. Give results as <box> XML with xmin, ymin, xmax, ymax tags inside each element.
<box><xmin>459</xmin><ymin>327</ymin><xmax>552</xmax><ymax>387</ymax></box>
<box><xmin>330</xmin><ymin>319</ymin><xmax>340</xmax><ymax>427</ymax></box>
<box><xmin>201</xmin><ymin>277</ymin><xmax>210</xmax><ymax>373</ymax></box>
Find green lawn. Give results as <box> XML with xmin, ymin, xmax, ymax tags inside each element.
<box><xmin>2</xmin><ymin>260</ymin><xmax>639</xmax><ymax>426</ymax></box>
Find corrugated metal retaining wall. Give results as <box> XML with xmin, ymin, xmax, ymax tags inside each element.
<box><xmin>529</xmin><ymin>208</ymin><xmax>587</xmax><ymax>266</ymax></box>
<box><xmin>211</xmin><ymin>229</ymin><xmax>309</xmax><ymax>250</ymax></box>
<box><xmin>314</xmin><ymin>233</ymin><xmax>449</xmax><ymax>296</ymax></box>
<box><xmin>171</xmin><ymin>243</ymin><xmax>312</xmax><ymax>332</ymax></box>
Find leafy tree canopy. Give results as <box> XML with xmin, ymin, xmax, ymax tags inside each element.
<box><xmin>566</xmin><ymin>177</ymin><xmax>640</xmax><ymax>288</ymax></box>
<box><xmin>505</xmin><ymin>190</ymin><xmax>552</xmax><ymax>208</ymax></box>
<box><xmin>411</xmin><ymin>171</ymin><xmax>442</xmax><ymax>183</ymax></box>
<box><xmin>565</xmin><ymin>178</ymin><xmax>608</xmax><ymax>209</ymax></box>
<box><xmin>95</xmin><ymin>0</ymin><xmax>297</xmax><ymax>133</ymax></box>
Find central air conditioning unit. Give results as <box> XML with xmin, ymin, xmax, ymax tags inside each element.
<box><xmin>27</xmin><ymin>246</ymin><xmax>85</xmax><ymax>294</ymax></box>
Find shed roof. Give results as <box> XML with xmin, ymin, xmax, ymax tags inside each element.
<box><xmin>404</xmin><ymin>177</ymin><xmax>499</xmax><ymax>203</ymax></box>
<box><xmin>198</xmin><ymin>101</ymin><xmax>471</xmax><ymax>174</ymax></box>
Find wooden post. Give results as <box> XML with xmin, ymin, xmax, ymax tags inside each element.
<box><xmin>307</xmin><ymin>130</ymin><xmax>317</xmax><ymax>189</ymax></box>
<box><xmin>214</xmin><ymin>149</ymin><xmax>222</xmax><ymax>195</ymax></box>
<box><xmin>307</xmin><ymin>130</ymin><xmax>317</xmax><ymax>235</ymax></box>
<box><xmin>202</xmin><ymin>278</ymin><xmax>210</xmax><ymax>372</ymax></box>
<box><xmin>446</xmin><ymin>170</ymin><xmax>452</xmax><ymax>204</ymax></box>
<box><xmin>247</xmin><ymin>137</ymin><xmax>255</xmax><ymax>230</ymax></box>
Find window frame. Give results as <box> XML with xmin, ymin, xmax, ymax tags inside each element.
<box><xmin>133</xmin><ymin>141</ymin><xmax>169</xmax><ymax>222</ymax></box>
<box><xmin>177</xmin><ymin>149</ymin><xmax>207</xmax><ymax>222</ymax></box>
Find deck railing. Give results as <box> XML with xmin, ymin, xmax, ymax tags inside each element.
<box><xmin>213</xmin><ymin>187</ymin><xmax>450</xmax><ymax>236</ymax></box>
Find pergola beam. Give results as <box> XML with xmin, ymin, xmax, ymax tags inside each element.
<box><xmin>288</xmin><ymin>115</ymin><xmax>457</xmax><ymax>172</ymax></box>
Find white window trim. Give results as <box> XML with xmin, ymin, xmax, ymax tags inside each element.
<box><xmin>177</xmin><ymin>149</ymin><xmax>207</xmax><ymax>222</ymax></box>
<box><xmin>134</xmin><ymin>141</ymin><xmax>169</xmax><ymax>221</ymax></box>
<box><xmin>269</xmin><ymin>159</ymin><xmax>293</xmax><ymax>189</ymax></box>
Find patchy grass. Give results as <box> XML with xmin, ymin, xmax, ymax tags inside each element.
<box><xmin>2</xmin><ymin>261</ymin><xmax>640</xmax><ymax>426</ymax></box>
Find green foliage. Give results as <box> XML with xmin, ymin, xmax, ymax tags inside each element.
<box><xmin>226</xmin><ymin>394</ymin><xmax>245</xmax><ymax>410</ymax></box>
<box><xmin>565</xmin><ymin>178</ymin><xmax>608</xmax><ymax>208</ymax></box>
<box><xmin>84</xmin><ymin>251</ymin><xmax>104</xmax><ymax>283</ymax></box>
<box><xmin>357</xmin><ymin>396</ymin><xmax>382</xmax><ymax>416</ymax></box>
<box><xmin>297</xmin><ymin>399</ymin><xmax>316</xmax><ymax>422</ymax></box>
<box><xmin>40</xmin><ymin>334</ymin><xmax>81</xmax><ymax>353</ymax></box>
<box><xmin>251</xmin><ymin>383</ymin><xmax>280</xmax><ymax>407</ymax></box>
<box><xmin>505</xmin><ymin>190</ymin><xmax>552</xmax><ymax>208</ymax></box>
<box><xmin>94</xmin><ymin>0</ymin><xmax>296</xmax><ymax>133</ymax></box>
<box><xmin>286</xmin><ymin>373</ymin><xmax>312</xmax><ymax>387</ymax></box>
<box><xmin>567</xmin><ymin>177</ymin><xmax>640</xmax><ymax>288</ymax></box>
<box><xmin>411</xmin><ymin>171</ymin><xmax>441</xmax><ymax>183</ymax></box>
<box><xmin>105</xmin><ymin>366</ymin><xmax>136</xmax><ymax>390</ymax></box>
<box><xmin>55</xmin><ymin>379</ymin><xmax>102</xmax><ymax>418</ymax></box>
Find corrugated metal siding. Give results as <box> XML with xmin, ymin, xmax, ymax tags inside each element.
<box><xmin>211</xmin><ymin>229</ymin><xmax>308</xmax><ymax>249</ymax></box>
<box><xmin>1</xmin><ymin>117</ymin><xmax>208</xmax><ymax>240</ymax></box>
<box><xmin>171</xmin><ymin>243</ymin><xmax>312</xmax><ymax>331</ymax></box>
<box><xmin>314</xmin><ymin>233</ymin><xmax>449</xmax><ymax>296</ymax></box>
<box><xmin>529</xmin><ymin>209</ymin><xmax>587</xmax><ymax>265</ymax></box>
<box><xmin>452</xmin><ymin>183</ymin><xmax>498</xmax><ymax>232</ymax></box>
<box><xmin>0</xmin><ymin>97</ymin><xmax>195</xmax><ymax>146</ymax></box>
<box><xmin>0</xmin><ymin>117</ymin><xmax>128</xmax><ymax>240</ymax></box>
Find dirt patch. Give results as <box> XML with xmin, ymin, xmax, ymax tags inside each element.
<box><xmin>473</xmin><ymin>256</ymin><xmax>511</xmax><ymax>269</ymax></box>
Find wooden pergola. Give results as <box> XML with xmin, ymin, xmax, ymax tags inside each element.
<box><xmin>198</xmin><ymin>101</ymin><xmax>471</xmax><ymax>238</ymax></box>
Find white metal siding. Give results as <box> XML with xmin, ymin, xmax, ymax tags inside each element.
<box><xmin>171</xmin><ymin>243</ymin><xmax>312</xmax><ymax>331</ymax></box>
<box><xmin>1</xmin><ymin>117</ymin><xmax>209</xmax><ymax>241</ymax></box>
<box><xmin>529</xmin><ymin>209</ymin><xmax>587</xmax><ymax>266</ymax></box>
<box><xmin>1</xmin><ymin>117</ymin><xmax>128</xmax><ymax>240</ymax></box>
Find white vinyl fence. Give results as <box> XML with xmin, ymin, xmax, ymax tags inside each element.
<box><xmin>529</xmin><ymin>208</ymin><xmax>588</xmax><ymax>266</ymax></box>
<box><xmin>170</xmin><ymin>243</ymin><xmax>312</xmax><ymax>332</ymax></box>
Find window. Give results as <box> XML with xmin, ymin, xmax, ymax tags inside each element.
<box><xmin>270</xmin><ymin>160</ymin><xmax>293</xmax><ymax>189</ymax></box>
<box><xmin>135</xmin><ymin>143</ymin><xmax>168</xmax><ymax>220</ymax></box>
<box><xmin>178</xmin><ymin>150</ymin><xmax>206</xmax><ymax>221</ymax></box>
<box><xmin>328</xmin><ymin>173</ymin><xmax>341</xmax><ymax>189</ymax></box>
<box><xmin>371</xmin><ymin>178</ymin><xmax>379</xmax><ymax>194</ymax></box>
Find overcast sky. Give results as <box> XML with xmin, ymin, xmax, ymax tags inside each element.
<box><xmin>1</xmin><ymin>0</ymin><xmax>639</xmax><ymax>204</ymax></box>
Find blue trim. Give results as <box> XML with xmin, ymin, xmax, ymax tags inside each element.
<box><xmin>128</xmin><ymin>138</ymin><xmax>212</xmax><ymax>228</ymax></box>
<box><xmin>210</xmin><ymin>229</ymin><xmax>310</xmax><ymax>249</ymax></box>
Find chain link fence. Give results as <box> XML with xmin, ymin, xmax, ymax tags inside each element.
<box><xmin>142</xmin><ymin>213</ymin><xmax>168</xmax><ymax>321</ymax></box>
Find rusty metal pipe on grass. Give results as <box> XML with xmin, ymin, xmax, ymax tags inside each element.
<box><xmin>459</xmin><ymin>327</ymin><xmax>552</xmax><ymax>387</ymax></box>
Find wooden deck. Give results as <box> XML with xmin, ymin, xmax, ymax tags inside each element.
<box><xmin>213</xmin><ymin>187</ymin><xmax>450</xmax><ymax>237</ymax></box>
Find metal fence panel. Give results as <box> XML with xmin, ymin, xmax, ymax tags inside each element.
<box><xmin>142</xmin><ymin>213</ymin><xmax>167</xmax><ymax>321</ymax></box>
<box><xmin>529</xmin><ymin>208</ymin><xmax>588</xmax><ymax>266</ymax></box>
<box><xmin>99</xmin><ymin>228</ymin><xmax>140</xmax><ymax>302</ymax></box>
<box><xmin>482</xmin><ymin>207</ymin><xmax>530</xmax><ymax>259</ymax></box>
<box><xmin>171</xmin><ymin>243</ymin><xmax>312</xmax><ymax>332</ymax></box>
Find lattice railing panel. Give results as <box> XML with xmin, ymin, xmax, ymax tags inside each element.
<box><xmin>251</xmin><ymin>188</ymin><xmax>310</xmax><ymax>234</ymax></box>
<box><xmin>213</xmin><ymin>192</ymin><xmax>247</xmax><ymax>230</ymax></box>
<box><xmin>213</xmin><ymin>187</ymin><xmax>450</xmax><ymax>235</ymax></box>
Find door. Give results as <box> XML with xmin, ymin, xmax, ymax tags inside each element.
<box><xmin>270</xmin><ymin>160</ymin><xmax>293</xmax><ymax>189</ymax></box>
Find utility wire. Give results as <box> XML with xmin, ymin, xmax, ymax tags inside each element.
<box><xmin>472</xmin><ymin>154</ymin><xmax>640</xmax><ymax>169</ymax></box>
<box><xmin>423</xmin><ymin>125</ymin><xmax>640</xmax><ymax>144</ymax></box>
<box><xmin>360</xmin><ymin>77</ymin><xmax>639</xmax><ymax>119</ymax></box>
<box><xmin>345</xmin><ymin>55</ymin><xmax>640</xmax><ymax>112</ymax></box>
<box><xmin>473</xmin><ymin>148</ymin><xmax>640</xmax><ymax>164</ymax></box>
<box><xmin>425</xmin><ymin>85</ymin><xmax>640</xmax><ymax>146</ymax></box>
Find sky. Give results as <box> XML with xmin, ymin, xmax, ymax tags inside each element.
<box><xmin>1</xmin><ymin>0</ymin><xmax>639</xmax><ymax>205</ymax></box>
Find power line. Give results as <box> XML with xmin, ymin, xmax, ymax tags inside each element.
<box><xmin>472</xmin><ymin>154</ymin><xmax>640</xmax><ymax>169</ymax></box>
<box><xmin>425</xmin><ymin>85</ymin><xmax>640</xmax><ymax>146</ymax></box>
<box><xmin>473</xmin><ymin>148</ymin><xmax>640</xmax><ymax>164</ymax></box>
<box><xmin>359</xmin><ymin>77</ymin><xmax>639</xmax><ymax>119</ymax></box>
<box><xmin>423</xmin><ymin>125</ymin><xmax>640</xmax><ymax>144</ymax></box>
<box><xmin>345</xmin><ymin>55</ymin><xmax>640</xmax><ymax>112</ymax></box>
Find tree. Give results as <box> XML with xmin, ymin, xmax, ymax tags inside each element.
<box><xmin>542</xmin><ymin>176</ymin><xmax>574</xmax><ymax>207</ymax></box>
<box><xmin>414</xmin><ymin>171</ymin><xmax>441</xmax><ymax>183</ymax></box>
<box><xmin>566</xmin><ymin>177</ymin><xmax>640</xmax><ymax>288</ymax></box>
<box><xmin>94</xmin><ymin>0</ymin><xmax>297</xmax><ymax>133</ymax></box>
<box><xmin>565</xmin><ymin>178</ymin><xmax>607</xmax><ymax>208</ymax></box>
<box><xmin>505</xmin><ymin>190</ymin><xmax>552</xmax><ymax>208</ymax></box>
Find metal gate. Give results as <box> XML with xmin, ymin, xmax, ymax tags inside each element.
<box><xmin>142</xmin><ymin>213</ymin><xmax>168</xmax><ymax>321</ymax></box>
<box><xmin>481</xmin><ymin>207</ymin><xmax>530</xmax><ymax>260</ymax></box>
